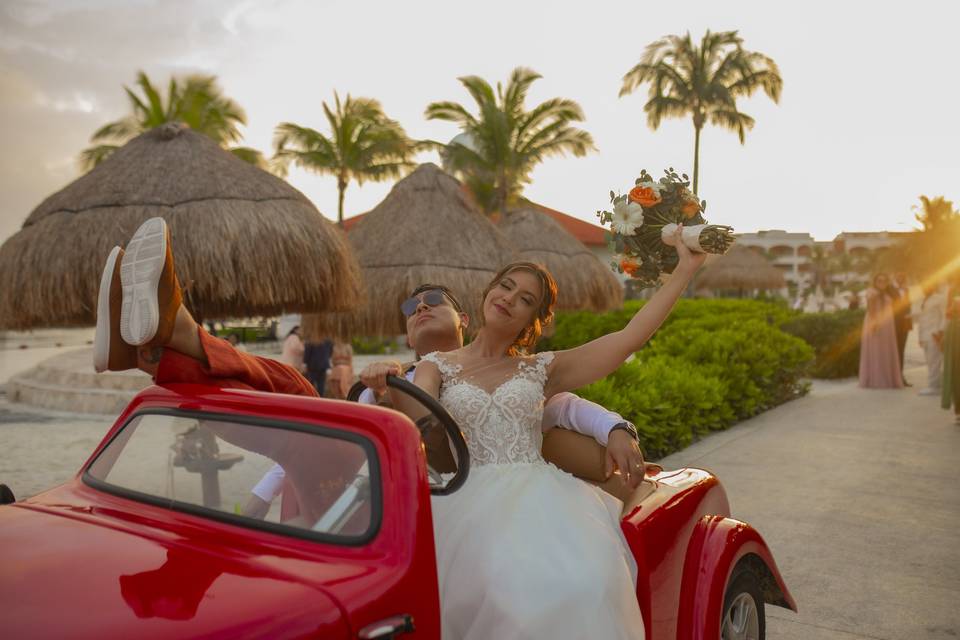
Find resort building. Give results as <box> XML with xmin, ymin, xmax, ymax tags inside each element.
<box><xmin>734</xmin><ymin>230</ymin><xmax>816</xmax><ymax>285</ymax></box>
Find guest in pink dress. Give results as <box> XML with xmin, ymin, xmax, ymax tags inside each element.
<box><xmin>859</xmin><ymin>273</ymin><xmax>904</xmax><ymax>389</ymax></box>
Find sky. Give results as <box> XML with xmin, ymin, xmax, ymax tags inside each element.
<box><xmin>1</xmin><ymin>0</ymin><xmax>958</xmax><ymax>246</ymax></box>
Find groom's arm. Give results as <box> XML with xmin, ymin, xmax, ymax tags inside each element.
<box><xmin>541</xmin><ymin>392</ymin><xmax>623</xmax><ymax>445</ymax></box>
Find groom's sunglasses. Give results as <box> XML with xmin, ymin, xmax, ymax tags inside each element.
<box><xmin>401</xmin><ymin>286</ymin><xmax>463</xmax><ymax>317</ymax></box>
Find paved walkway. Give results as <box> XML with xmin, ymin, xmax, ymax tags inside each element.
<box><xmin>1</xmin><ymin>339</ymin><xmax>956</xmax><ymax>638</ymax></box>
<box><xmin>660</xmin><ymin>341</ymin><xmax>960</xmax><ymax>639</ymax></box>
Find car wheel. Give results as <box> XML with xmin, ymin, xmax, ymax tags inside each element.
<box><xmin>721</xmin><ymin>570</ymin><xmax>765</xmax><ymax>640</ymax></box>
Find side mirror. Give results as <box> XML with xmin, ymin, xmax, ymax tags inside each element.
<box><xmin>0</xmin><ymin>484</ymin><xmax>15</xmax><ymax>505</ymax></box>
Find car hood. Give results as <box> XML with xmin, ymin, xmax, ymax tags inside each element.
<box><xmin>0</xmin><ymin>502</ymin><xmax>349</xmax><ymax>639</ymax></box>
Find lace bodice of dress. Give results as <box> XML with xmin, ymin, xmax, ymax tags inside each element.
<box><xmin>420</xmin><ymin>351</ymin><xmax>555</xmax><ymax>466</ymax></box>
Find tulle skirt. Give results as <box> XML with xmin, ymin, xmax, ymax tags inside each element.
<box><xmin>431</xmin><ymin>462</ymin><xmax>645</xmax><ymax>640</ymax></box>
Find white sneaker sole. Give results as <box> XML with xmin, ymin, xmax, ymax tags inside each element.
<box><xmin>93</xmin><ymin>246</ymin><xmax>122</xmax><ymax>373</ymax></box>
<box><xmin>120</xmin><ymin>217</ymin><xmax>167</xmax><ymax>346</ymax></box>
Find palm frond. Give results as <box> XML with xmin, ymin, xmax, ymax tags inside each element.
<box><xmin>78</xmin><ymin>144</ymin><xmax>119</xmax><ymax>172</ymax></box>
<box><xmin>707</xmin><ymin>108</ymin><xmax>755</xmax><ymax>143</ymax></box>
<box><xmin>228</xmin><ymin>146</ymin><xmax>269</xmax><ymax>170</ymax></box>
<box><xmin>458</xmin><ymin>75</ymin><xmax>498</xmax><ymax>112</ymax></box>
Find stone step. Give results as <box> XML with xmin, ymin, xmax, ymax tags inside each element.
<box><xmin>6</xmin><ymin>376</ymin><xmax>137</xmax><ymax>416</ymax></box>
<box><xmin>27</xmin><ymin>361</ymin><xmax>150</xmax><ymax>392</ymax></box>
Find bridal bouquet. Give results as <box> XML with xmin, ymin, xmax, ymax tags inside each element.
<box><xmin>597</xmin><ymin>168</ymin><xmax>735</xmax><ymax>287</ymax></box>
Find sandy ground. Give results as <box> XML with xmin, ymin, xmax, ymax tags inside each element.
<box><xmin>0</xmin><ymin>328</ymin><xmax>95</xmax><ymax>385</ymax></box>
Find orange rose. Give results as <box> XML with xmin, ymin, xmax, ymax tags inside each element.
<box><xmin>619</xmin><ymin>256</ymin><xmax>640</xmax><ymax>277</ymax></box>
<box><xmin>680</xmin><ymin>196</ymin><xmax>701</xmax><ymax>219</ymax></box>
<box><xmin>628</xmin><ymin>185</ymin><xmax>662</xmax><ymax>208</ymax></box>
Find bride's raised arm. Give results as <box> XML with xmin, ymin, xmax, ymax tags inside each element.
<box><xmin>546</xmin><ymin>229</ymin><xmax>706</xmax><ymax>396</ymax></box>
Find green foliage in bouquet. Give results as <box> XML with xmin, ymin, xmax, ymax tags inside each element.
<box><xmin>780</xmin><ymin>309</ymin><xmax>864</xmax><ymax>379</ymax></box>
<box><xmin>597</xmin><ymin>168</ymin><xmax>734</xmax><ymax>288</ymax></box>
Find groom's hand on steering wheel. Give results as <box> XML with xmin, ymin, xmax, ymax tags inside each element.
<box><xmin>605</xmin><ymin>430</ymin><xmax>646</xmax><ymax>489</ymax></box>
<box><xmin>359</xmin><ymin>361</ymin><xmax>403</xmax><ymax>398</ymax></box>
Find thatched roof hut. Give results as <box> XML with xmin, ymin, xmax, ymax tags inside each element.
<box><xmin>499</xmin><ymin>205</ymin><xmax>622</xmax><ymax>311</ymax></box>
<box><xmin>695</xmin><ymin>246</ymin><xmax>786</xmax><ymax>293</ymax></box>
<box><xmin>304</xmin><ymin>163</ymin><xmax>516</xmax><ymax>338</ymax></box>
<box><xmin>0</xmin><ymin>123</ymin><xmax>361</xmax><ymax>329</ymax></box>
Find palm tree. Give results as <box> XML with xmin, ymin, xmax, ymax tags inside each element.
<box><xmin>272</xmin><ymin>93</ymin><xmax>418</xmax><ymax>226</ymax></box>
<box><xmin>80</xmin><ymin>71</ymin><xmax>265</xmax><ymax>170</ymax></box>
<box><xmin>914</xmin><ymin>195</ymin><xmax>959</xmax><ymax>231</ymax></box>
<box><xmin>807</xmin><ymin>245</ymin><xmax>834</xmax><ymax>293</ymax></box>
<box><xmin>902</xmin><ymin>195</ymin><xmax>960</xmax><ymax>281</ymax></box>
<box><xmin>426</xmin><ymin>67</ymin><xmax>595</xmax><ymax>214</ymax></box>
<box><xmin>619</xmin><ymin>30</ymin><xmax>782</xmax><ymax>193</ymax></box>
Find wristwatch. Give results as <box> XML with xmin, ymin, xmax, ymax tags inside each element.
<box><xmin>609</xmin><ymin>421</ymin><xmax>639</xmax><ymax>442</ymax></box>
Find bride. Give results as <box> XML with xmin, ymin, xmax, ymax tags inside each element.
<box><xmin>366</xmin><ymin>228</ymin><xmax>705</xmax><ymax>639</ymax></box>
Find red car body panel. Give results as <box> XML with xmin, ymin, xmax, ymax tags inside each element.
<box><xmin>676</xmin><ymin>515</ymin><xmax>796</xmax><ymax>640</ymax></box>
<box><xmin>1</xmin><ymin>384</ymin><xmax>794</xmax><ymax>639</ymax></box>
<box><xmin>621</xmin><ymin>468</ymin><xmax>795</xmax><ymax>639</ymax></box>
<box><xmin>1</xmin><ymin>385</ymin><xmax>442</xmax><ymax>639</ymax></box>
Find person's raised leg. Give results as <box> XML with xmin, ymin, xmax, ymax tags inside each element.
<box><xmin>95</xmin><ymin>217</ymin><xmax>316</xmax><ymax>397</ymax></box>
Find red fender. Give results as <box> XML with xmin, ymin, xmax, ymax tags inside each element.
<box><xmin>676</xmin><ymin>515</ymin><xmax>797</xmax><ymax>640</ymax></box>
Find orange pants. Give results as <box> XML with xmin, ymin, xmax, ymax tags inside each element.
<box><xmin>155</xmin><ymin>328</ymin><xmax>317</xmax><ymax>397</ymax></box>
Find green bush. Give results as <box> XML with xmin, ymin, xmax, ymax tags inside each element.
<box><xmin>539</xmin><ymin>298</ymin><xmax>813</xmax><ymax>459</ymax></box>
<box><xmin>641</xmin><ymin>318</ymin><xmax>813</xmax><ymax>420</ymax></box>
<box><xmin>579</xmin><ymin>356</ymin><xmax>726</xmax><ymax>458</ymax></box>
<box><xmin>780</xmin><ymin>309</ymin><xmax>864</xmax><ymax>378</ymax></box>
<box><xmin>540</xmin><ymin>298</ymin><xmax>797</xmax><ymax>351</ymax></box>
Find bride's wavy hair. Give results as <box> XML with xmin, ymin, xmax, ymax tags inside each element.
<box><xmin>480</xmin><ymin>262</ymin><xmax>557</xmax><ymax>356</ymax></box>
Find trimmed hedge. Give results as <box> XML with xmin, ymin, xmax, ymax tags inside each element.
<box><xmin>780</xmin><ymin>309</ymin><xmax>864</xmax><ymax>379</ymax></box>
<box><xmin>540</xmin><ymin>299</ymin><xmax>814</xmax><ymax>459</ymax></box>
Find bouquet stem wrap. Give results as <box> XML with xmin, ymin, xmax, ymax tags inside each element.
<box><xmin>661</xmin><ymin>223</ymin><xmax>706</xmax><ymax>252</ymax></box>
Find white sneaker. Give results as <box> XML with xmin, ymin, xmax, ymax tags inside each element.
<box><xmin>918</xmin><ymin>388</ymin><xmax>940</xmax><ymax>396</ymax></box>
<box><xmin>119</xmin><ymin>217</ymin><xmax>168</xmax><ymax>345</ymax></box>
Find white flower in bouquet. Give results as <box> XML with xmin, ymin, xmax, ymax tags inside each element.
<box><xmin>611</xmin><ymin>198</ymin><xmax>645</xmax><ymax>235</ymax></box>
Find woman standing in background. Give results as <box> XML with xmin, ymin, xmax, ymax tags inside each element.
<box><xmin>859</xmin><ymin>273</ymin><xmax>904</xmax><ymax>389</ymax></box>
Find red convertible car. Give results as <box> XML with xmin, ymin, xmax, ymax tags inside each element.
<box><xmin>0</xmin><ymin>377</ymin><xmax>795</xmax><ymax>639</ymax></box>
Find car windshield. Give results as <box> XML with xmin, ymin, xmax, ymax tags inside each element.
<box><xmin>85</xmin><ymin>411</ymin><xmax>379</xmax><ymax>543</ymax></box>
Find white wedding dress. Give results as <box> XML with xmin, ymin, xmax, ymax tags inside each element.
<box><xmin>421</xmin><ymin>351</ymin><xmax>645</xmax><ymax>640</ymax></box>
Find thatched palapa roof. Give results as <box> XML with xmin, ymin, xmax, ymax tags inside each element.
<box><xmin>695</xmin><ymin>246</ymin><xmax>786</xmax><ymax>292</ymax></box>
<box><xmin>303</xmin><ymin>163</ymin><xmax>516</xmax><ymax>339</ymax></box>
<box><xmin>0</xmin><ymin>123</ymin><xmax>361</xmax><ymax>329</ymax></box>
<box><xmin>499</xmin><ymin>205</ymin><xmax>622</xmax><ymax>311</ymax></box>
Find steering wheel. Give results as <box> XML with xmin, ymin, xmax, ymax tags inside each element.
<box><xmin>347</xmin><ymin>375</ymin><xmax>470</xmax><ymax>495</ymax></box>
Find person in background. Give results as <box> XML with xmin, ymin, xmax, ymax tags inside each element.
<box><xmin>890</xmin><ymin>271</ymin><xmax>913</xmax><ymax>385</ymax></box>
<box><xmin>942</xmin><ymin>275</ymin><xmax>960</xmax><ymax>424</ymax></box>
<box><xmin>859</xmin><ymin>273</ymin><xmax>904</xmax><ymax>389</ymax></box>
<box><xmin>326</xmin><ymin>341</ymin><xmax>354</xmax><ymax>400</ymax></box>
<box><xmin>225</xmin><ymin>332</ymin><xmax>247</xmax><ymax>352</ymax></box>
<box><xmin>303</xmin><ymin>338</ymin><xmax>333</xmax><ymax>396</ymax></box>
<box><xmin>279</xmin><ymin>326</ymin><xmax>306</xmax><ymax>374</ymax></box>
<box><xmin>915</xmin><ymin>282</ymin><xmax>947</xmax><ymax>396</ymax></box>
